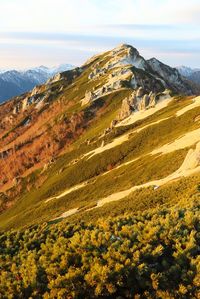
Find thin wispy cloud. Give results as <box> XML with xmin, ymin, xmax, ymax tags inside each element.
<box><xmin>0</xmin><ymin>0</ymin><xmax>199</xmax><ymax>68</ymax></box>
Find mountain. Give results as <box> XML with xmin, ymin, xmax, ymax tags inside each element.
<box><xmin>0</xmin><ymin>42</ymin><xmax>199</xmax><ymax>219</ymax></box>
<box><xmin>188</xmin><ymin>70</ymin><xmax>200</xmax><ymax>84</ymax></box>
<box><xmin>177</xmin><ymin>65</ymin><xmax>200</xmax><ymax>85</ymax></box>
<box><xmin>0</xmin><ymin>44</ymin><xmax>200</xmax><ymax>298</ymax></box>
<box><xmin>176</xmin><ymin>65</ymin><xmax>195</xmax><ymax>77</ymax></box>
<box><xmin>0</xmin><ymin>64</ymin><xmax>74</xmax><ymax>103</ymax></box>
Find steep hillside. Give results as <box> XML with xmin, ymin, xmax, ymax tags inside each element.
<box><xmin>0</xmin><ymin>64</ymin><xmax>74</xmax><ymax>103</ymax></box>
<box><xmin>147</xmin><ymin>58</ymin><xmax>195</xmax><ymax>94</ymax></box>
<box><xmin>0</xmin><ymin>43</ymin><xmax>200</xmax><ymax>299</ymax></box>
<box><xmin>0</xmin><ymin>43</ymin><xmax>199</xmax><ymax>228</ymax></box>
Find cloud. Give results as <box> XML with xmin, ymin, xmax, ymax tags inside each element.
<box><xmin>0</xmin><ymin>30</ymin><xmax>200</xmax><ymax>68</ymax></box>
<box><xmin>0</xmin><ymin>0</ymin><xmax>200</xmax><ymax>33</ymax></box>
<box><xmin>0</xmin><ymin>0</ymin><xmax>199</xmax><ymax>68</ymax></box>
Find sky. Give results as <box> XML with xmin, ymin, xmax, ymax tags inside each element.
<box><xmin>0</xmin><ymin>0</ymin><xmax>200</xmax><ymax>69</ymax></box>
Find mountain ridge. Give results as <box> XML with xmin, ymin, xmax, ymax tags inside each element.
<box><xmin>1</xmin><ymin>44</ymin><xmax>200</xmax><ymax>297</ymax></box>
<box><xmin>0</xmin><ymin>43</ymin><xmax>200</xmax><ymax>228</ymax></box>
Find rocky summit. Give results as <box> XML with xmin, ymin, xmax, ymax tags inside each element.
<box><xmin>0</xmin><ymin>44</ymin><xmax>200</xmax><ymax>298</ymax></box>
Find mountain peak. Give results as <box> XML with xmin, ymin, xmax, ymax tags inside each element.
<box><xmin>114</xmin><ymin>43</ymin><xmax>137</xmax><ymax>51</ymax></box>
<box><xmin>0</xmin><ymin>44</ymin><xmax>198</xmax><ymax>194</ymax></box>
<box><xmin>112</xmin><ymin>43</ymin><xmax>140</xmax><ymax>56</ymax></box>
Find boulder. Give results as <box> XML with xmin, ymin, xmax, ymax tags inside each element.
<box><xmin>118</xmin><ymin>98</ymin><xmax>132</xmax><ymax>120</ymax></box>
<box><xmin>128</xmin><ymin>92</ymin><xmax>137</xmax><ymax>107</ymax></box>
<box><xmin>138</xmin><ymin>94</ymin><xmax>150</xmax><ymax>110</ymax></box>
<box><xmin>30</xmin><ymin>86</ymin><xmax>41</xmax><ymax>97</ymax></box>
<box><xmin>88</xmin><ymin>72</ymin><xmax>95</xmax><ymax>80</ymax></box>
<box><xmin>82</xmin><ymin>91</ymin><xmax>95</xmax><ymax>106</ymax></box>
<box><xmin>110</xmin><ymin>119</ymin><xmax>118</xmax><ymax>129</ymax></box>
<box><xmin>136</xmin><ymin>87</ymin><xmax>145</xmax><ymax>97</ymax></box>
<box><xmin>13</xmin><ymin>104</ymin><xmax>21</xmax><ymax>114</ymax></box>
<box><xmin>111</xmin><ymin>80</ymin><xmax>123</xmax><ymax>90</ymax></box>
<box><xmin>13</xmin><ymin>176</ymin><xmax>22</xmax><ymax>186</ymax></box>
<box><xmin>22</xmin><ymin>96</ymin><xmax>36</xmax><ymax>111</ymax></box>
<box><xmin>149</xmin><ymin>92</ymin><xmax>157</xmax><ymax>107</ymax></box>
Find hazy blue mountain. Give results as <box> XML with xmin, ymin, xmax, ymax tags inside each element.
<box><xmin>0</xmin><ymin>64</ymin><xmax>74</xmax><ymax>103</ymax></box>
<box><xmin>177</xmin><ymin>65</ymin><xmax>200</xmax><ymax>85</ymax></box>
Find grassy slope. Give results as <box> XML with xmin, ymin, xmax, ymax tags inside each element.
<box><xmin>1</xmin><ymin>94</ymin><xmax>200</xmax><ymax>230</ymax></box>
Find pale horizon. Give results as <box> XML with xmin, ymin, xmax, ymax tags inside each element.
<box><xmin>0</xmin><ymin>0</ymin><xmax>200</xmax><ymax>69</ymax></box>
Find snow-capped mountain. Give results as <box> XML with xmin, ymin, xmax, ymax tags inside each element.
<box><xmin>189</xmin><ymin>71</ymin><xmax>200</xmax><ymax>85</ymax></box>
<box><xmin>147</xmin><ymin>58</ymin><xmax>192</xmax><ymax>94</ymax></box>
<box><xmin>0</xmin><ymin>64</ymin><xmax>74</xmax><ymax>103</ymax></box>
<box><xmin>176</xmin><ymin>66</ymin><xmax>200</xmax><ymax>85</ymax></box>
<box><xmin>176</xmin><ymin>66</ymin><xmax>195</xmax><ymax>77</ymax></box>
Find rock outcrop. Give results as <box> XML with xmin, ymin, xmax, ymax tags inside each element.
<box><xmin>178</xmin><ymin>142</ymin><xmax>200</xmax><ymax>172</ymax></box>
<box><xmin>118</xmin><ymin>98</ymin><xmax>133</xmax><ymax>120</ymax></box>
<box><xmin>82</xmin><ymin>91</ymin><xmax>95</xmax><ymax>106</ymax></box>
<box><xmin>138</xmin><ymin>94</ymin><xmax>150</xmax><ymax>110</ymax></box>
<box><xmin>118</xmin><ymin>88</ymin><xmax>170</xmax><ymax>121</ymax></box>
<box><xmin>147</xmin><ymin>57</ymin><xmax>194</xmax><ymax>95</ymax></box>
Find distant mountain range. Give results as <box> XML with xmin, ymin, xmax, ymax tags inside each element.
<box><xmin>176</xmin><ymin>66</ymin><xmax>200</xmax><ymax>85</ymax></box>
<box><xmin>0</xmin><ymin>64</ymin><xmax>74</xmax><ymax>103</ymax></box>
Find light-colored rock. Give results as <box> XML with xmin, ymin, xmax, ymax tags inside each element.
<box><xmin>81</xmin><ymin>91</ymin><xmax>95</xmax><ymax>106</ymax></box>
<box><xmin>149</xmin><ymin>92</ymin><xmax>157</xmax><ymax>107</ymax></box>
<box><xmin>118</xmin><ymin>98</ymin><xmax>132</xmax><ymax>120</ymax></box>
<box><xmin>110</xmin><ymin>119</ymin><xmax>118</xmax><ymax>129</ymax></box>
<box><xmin>13</xmin><ymin>104</ymin><xmax>21</xmax><ymax>114</ymax></box>
<box><xmin>22</xmin><ymin>96</ymin><xmax>36</xmax><ymax>111</ymax></box>
<box><xmin>13</xmin><ymin>176</ymin><xmax>21</xmax><ymax>186</ymax></box>
<box><xmin>47</xmin><ymin>73</ymin><xmax>62</xmax><ymax>84</ymax></box>
<box><xmin>128</xmin><ymin>92</ymin><xmax>137</xmax><ymax>107</ymax></box>
<box><xmin>138</xmin><ymin>94</ymin><xmax>150</xmax><ymax>110</ymax></box>
<box><xmin>136</xmin><ymin>87</ymin><xmax>145</xmax><ymax>98</ymax></box>
<box><xmin>101</xmin><ymin>140</ymin><xmax>105</xmax><ymax>148</ymax></box>
<box><xmin>179</xmin><ymin>142</ymin><xmax>200</xmax><ymax>171</ymax></box>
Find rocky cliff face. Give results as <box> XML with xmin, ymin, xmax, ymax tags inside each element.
<box><xmin>147</xmin><ymin>58</ymin><xmax>194</xmax><ymax>94</ymax></box>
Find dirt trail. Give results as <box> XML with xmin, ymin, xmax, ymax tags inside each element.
<box><xmin>81</xmin><ymin>95</ymin><xmax>199</xmax><ymax>161</ymax></box>
<box><xmin>52</xmin><ymin>143</ymin><xmax>200</xmax><ymax>219</ymax></box>
<box><xmin>45</xmin><ymin>182</ymin><xmax>87</xmax><ymax>203</ymax></box>
<box><xmin>53</xmin><ymin>160</ymin><xmax>200</xmax><ymax>219</ymax></box>
<box><xmin>52</xmin><ymin>208</ymin><xmax>78</xmax><ymax>220</ymax></box>
<box><xmin>97</xmin><ymin>143</ymin><xmax>200</xmax><ymax>207</ymax></box>
<box><xmin>49</xmin><ymin>96</ymin><xmax>200</xmax><ymax>220</ymax></box>
<box><xmin>84</xmin><ymin>117</ymin><xmax>170</xmax><ymax>160</ymax></box>
<box><xmin>151</xmin><ymin>127</ymin><xmax>200</xmax><ymax>155</ymax></box>
<box><xmin>84</xmin><ymin>133</ymin><xmax>130</xmax><ymax>159</ymax></box>
<box><xmin>176</xmin><ymin>96</ymin><xmax>200</xmax><ymax>117</ymax></box>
